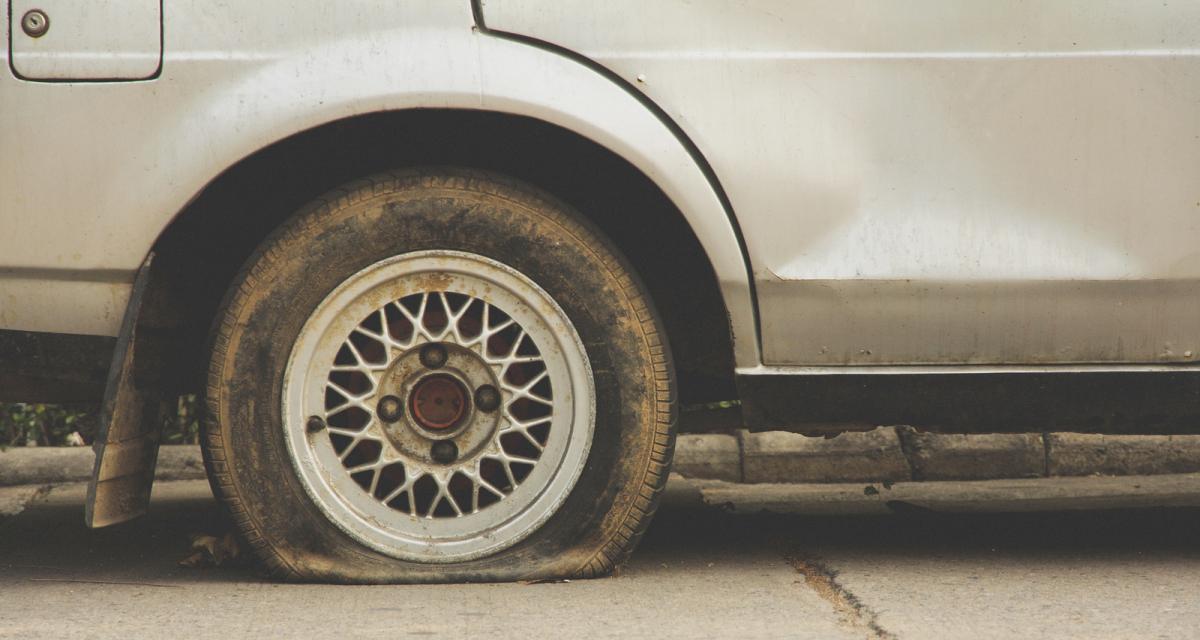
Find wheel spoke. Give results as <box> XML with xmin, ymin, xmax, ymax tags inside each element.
<box><xmin>387</xmin><ymin>301</ymin><xmax>420</xmax><ymax>349</ymax></box>
<box><xmin>442</xmin><ymin>292</ymin><xmax>475</xmax><ymax>344</ymax></box>
<box><xmin>498</xmin><ymin>456</ymin><xmax>518</xmax><ymax>487</ymax></box>
<box><xmin>478</xmin><ymin>476</ymin><xmax>505</xmax><ymax>498</ymax></box>
<box><xmin>439</xmin><ymin>482</ymin><xmax>464</xmax><ymax>517</ymax></box>
<box><xmin>327</xmin><ymin>425</ymin><xmax>364</xmax><ymax>437</ymax></box>
<box><xmin>392</xmin><ymin>293</ymin><xmax>432</xmax><ymax>339</ymax></box>
<box><xmin>338</xmin><ymin>437</ymin><xmax>363</xmax><ymax>462</ymax></box>
<box><xmin>502</xmin><ymin>378</ymin><xmax>554</xmax><ymax>408</ymax></box>
<box><xmin>351</xmin><ymin>309</ymin><xmax>387</xmax><ymax>342</ymax></box>
<box><xmin>519</xmin><ymin>429</ymin><xmax>544</xmax><ymax>453</ymax></box>
<box><xmin>482</xmin><ymin>303</ymin><xmax>516</xmax><ymax>336</ymax></box>
<box><xmin>345</xmin><ymin>459</ymin><xmax>382</xmax><ymax>475</ymax></box>
<box><xmin>367</xmin><ymin>468</ymin><xmax>383</xmax><ymax>495</ymax></box>
<box><xmin>326</xmin><ymin>379</ymin><xmax>369</xmax><ymax>403</ymax></box>
<box><xmin>381</xmin><ymin>474</ymin><xmax>413</xmax><ymax>506</ymax></box>
<box><xmin>501</xmin><ymin>452</ymin><xmax>538</xmax><ymax>466</ymax></box>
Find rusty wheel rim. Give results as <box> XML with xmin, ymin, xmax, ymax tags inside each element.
<box><xmin>283</xmin><ymin>251</ymin><xmax>594</xmax><ymax>562</ymax></box>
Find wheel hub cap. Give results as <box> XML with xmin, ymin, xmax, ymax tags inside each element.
<box><xmin>282</xmin><ymin>251</ymin><xmax>595</xmax><ymax>562</ymax></box>
<box><xmin>410</xmin><ymin>373</ymin><xmax>468</xmax><ymax>431</ymax></box>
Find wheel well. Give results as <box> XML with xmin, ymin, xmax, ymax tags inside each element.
<box><xmin>153</xmin><ymin>109</ymin><xmax>737</xmax><ymax>406</ymax></box>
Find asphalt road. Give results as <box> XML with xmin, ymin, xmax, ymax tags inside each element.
<box><xmin>1</xmin><ymin>478</ymin><xmax>1198</xmax><ymax>640</ymax></box>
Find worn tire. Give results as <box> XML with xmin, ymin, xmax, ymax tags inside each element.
<box><xmin>202</xmin><ymin>168</ymin><xmax>676</xmax><ymax>583</ymax></box>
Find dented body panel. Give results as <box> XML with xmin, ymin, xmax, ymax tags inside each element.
<box><xmin>483</xmin><ymin>0</ymin><xmax>1200</xmax><ymax>367</ymax></box>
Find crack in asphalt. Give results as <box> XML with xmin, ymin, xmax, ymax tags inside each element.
<box><xmin>788</xmin><ymin>553</ymin><xmax>897</xmax><ymax>640</ymax></box>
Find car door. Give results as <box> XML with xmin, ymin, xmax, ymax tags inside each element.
<box><xmin>481</xmin><ymin>0</ymin><xmax>1200</xmax><ymax>368</ymax></box>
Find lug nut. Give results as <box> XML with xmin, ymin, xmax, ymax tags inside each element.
<box><xmin>377</xmin><ymin>395</ymin><xmax>404</xmax><ymax>422</ymax></box>
<box><xmin>306</xmin><ymin>416</ymin><xmax>326</xmax><ymax>433</ymax></box>
<box><xmin>474</xmin><ymin>385</ymin><xmax>501</xmax><ymax>412</ymax></box>
<box><xmin>419</xmin><ymin>343</ymin><xmax>448</xmax><ymax>369</ymax></box>
<box><xmin>430</xmin><ymin>440</ymin><xmax>458</xmax><ymax>464</ymax></box>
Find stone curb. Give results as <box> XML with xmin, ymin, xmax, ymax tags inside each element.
<box><xmin>4</xmin><ymin>431</ymin><xmax>1200</xmax><ymax>486</ymax></box>
<box><xmin>1047</xmin><ymin>433</ymin><xmax>1200</xmax><ymax>477</ymax></box>
<box><xmin>693</xmin><ymin>473</ymin><xmax>1200</xmax><ymax>515</ymax></box>
<box><xmin>0</xmin><ymin>445</ymin><xmax>206</xmax><ymax>487</ymax></box>
<box><xmin>740</xmin><ymin>428</ymin><xmax>910</xmax><ymax>483</ymax></box>
<box><xmin>898</xmin><ymin>429</ymin><xmax>1045</xmax><ymax>481</ymax></box>
<box><xmin>675</xmin><ymin>429</ymin><xmax>1200</xmax><ymax>483</ymax></box>
<box><xmin>674</xmin><ymin>434</ymin><xmax>741</xmax><ymax>483</ymax></box>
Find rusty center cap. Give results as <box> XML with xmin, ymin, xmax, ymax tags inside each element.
<box><xmin>409</xmin><ymin>374</ymin><xmax>468</xmax><ymax>431</ymax></box>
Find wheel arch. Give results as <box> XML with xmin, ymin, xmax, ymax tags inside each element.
<box><xmin>137</xmin><ymin>30</ymin><xmax>759</xmax><ymax>401</ymax></box>
<box><xmin>153</xmin><ymin>108</ymin><xmax>742</xmax><ymax>407</ymax></box>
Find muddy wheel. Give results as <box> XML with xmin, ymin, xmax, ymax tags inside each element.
<box><xmin>202</xmin><ymin>168</ymin><xmax>675</xmax><ymax>582</ymax></box>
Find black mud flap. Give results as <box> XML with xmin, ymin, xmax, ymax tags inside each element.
<box><xmin>85</xmin><ymin>253</ymin><xmax>172</xmax><ymax>528</ymax></box>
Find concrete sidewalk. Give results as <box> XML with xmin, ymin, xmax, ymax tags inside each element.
<box><xmin>3</xmin><ymin>428</ymin><xmax>1200</xmax><ymax>487</ymax></box>
<box><xmin>4</xmin><ymin>477</ymin><xmax>1200</xmax><ymax>639</ymax></box>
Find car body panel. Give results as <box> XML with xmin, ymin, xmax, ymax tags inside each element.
<box><xmin>0</xmin><ymin>1</ymin><xmax>758</xmax><ymax>366</ymax></box>
<box><xmin>482</xmin><ymin>0</ymin><xmax>1200</xmax><ymax>367</ymax></box>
